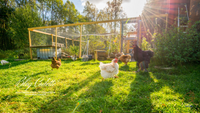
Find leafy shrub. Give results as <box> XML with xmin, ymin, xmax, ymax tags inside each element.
<box><xmin>141</xmin><ymin>37</ymin><xmax>152</xmax><ymax>51</ymax></box>
<box><xmin>69</xmin><ymin>46</ymin><xmax>79</xmax><ymax>57</ymax></box>
<box><xmin>0</xmin><ymin>48</ymin><xmax>30</xmax><ymax>59</ymax></box>
<box><xmin>153</xmin><ymin>21</ymin><xmax>200</xmax><ymax>66</ymax></box>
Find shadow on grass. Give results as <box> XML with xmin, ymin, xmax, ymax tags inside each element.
<box><xmin>122</xmin><ymin>72</ymin><xmax>153</xmax><ymax>112</ymax></box>
<box><xmin>0</xmin><ymin>60</ymin><xmax>52</xmax><ymax>70</ymax></box>
<box><xmin>0</xmin><ymin>60</ymin><xmax>30</xmax><ymax>70</ymax></box>
<box><xmin>118</xmin><ymin>62</ymin><xmax>164</xmax><ymax>112</ymax></box>
<box><xmin>76</xmin><ymin>80</ymin><xmax>114</xmax><ymax>112</ymax></box>
<box><xmin>80</xmin><ymin>60</ymin><xmax>123</xmax><ymax>66</ymax></box>
<box><xmin>33</xmin><ymin>71</ymin><xmax>100</xmax><ymax>113</ymax></box>
<box><xmin>62</xmin><ymin>59</ymin><xmax>82</xmax><ymax>64</ymax></box>
<box><xmin>119</xmin><ymin>64</ymin><xmax>136</xmax><ymax>72</ymax></box>
<box><xmin>119</xmin><ymin>65</ymin><xmax>130</xmax><ymax>71</ymax></box>
<box><xmin>80</xmin><ymin>62</ymin><xmax>99</xmax><ymax>66</ymax></box>
<box><xmin>151</xmin><ymin>63</ymin><xmax>200</xmax><ymax>111</ymax></box>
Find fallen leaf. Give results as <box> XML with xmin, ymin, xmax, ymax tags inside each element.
<box><xmin>161</xmin><ymin>104</ymin><xmax>166</xmax><ymax>107</ymax></box>
<box><xmin>9</xmin><ymin>102</ymin><xmax>17</xmax><ymax>105</ymax></box>
<box><xmin>99</xmin><ymin>110</ymin><xmax>102</xmax><ymax>113</ymax></box>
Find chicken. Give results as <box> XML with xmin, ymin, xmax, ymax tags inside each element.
<box><xmin>115</xmin><ymin>52</ymin><xmax>123</xmax><ymax>59</ymax></box>
<box><xmin>132</xmin><ymin>41</ymin><xmax>154</xmax><ymax>72</ymax></box>
<box><xmin>119</xmin><ymin>52</ymin><xmax>131</xmax><ymax>65</ymax></box>
<box><xmin>137</xmin><ymin>61</ymin><xmax>148</xmax><ymax>72</ymax></box>
<box><xmin>1</xmin><ymin>60</ymin><xmax>9</xmax><ymax>65</ymax></box>
<box><xmin>71</xmin><ymin>55</ymin><xmax>77</xmax><ymax>61</ymax></box>
<box><xmin>51</xmin><ymin>57</ymin><xmax>61</xmax><ymax>70</ymax></box>
<box><xmin>99</xmin><ymin>58</ymin><xmax>119</xmax><ymax>80</ymax></box>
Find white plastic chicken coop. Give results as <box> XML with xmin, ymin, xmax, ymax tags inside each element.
<box><xmin>36</xmin><ymin>47</ymin><xmax>61</xmax><ymax>59</ymax></box>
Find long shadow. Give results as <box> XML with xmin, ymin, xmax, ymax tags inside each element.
<box><xmin>122</xmin><ymin>72</ymin><xmax>151</xmax><ymax>112</ymax></box>
<box><xmin>149</xmin><ymin>63</ymin><xmax>200</xmax><ymax>111</ymax></box>
<box><xmin>119</xmin><ymin>65</ymin><xmax>130</xmax><ymax>71</ymax></box>
<box><xmin>80</xmin><ymin>62</ymin><xmax>99</xmax><ymax>66</ymax></box>
<box><xmin>33</xmin><ymin>71</ymin><xmax>100</xmax><ymax>113</ymax></box>
<box><xmin>119</xmin><ymin>64</ymin><xmax>136</xmax><ymax>72</ymax></box>
<box><xmin>126</xmin><ymin>62</ymin><xmax>200</xmax><ymax>112</ymax></box>
<box><xmin>79</xmin><ymin>60</ymin><xmax>124</xmax><ymax>66</ymax></box>
<box><xmin>0</xmin><ymin>60</ymin><xmax>51</xmax><ymax>70</ymax></box>
<box><xmin>45</xmin><ymin>80</ymin><xmax>113</xmax><ymax>113</ymax></box>
<box><xmin>62</xmin><ymin>59</ymin><xmax>82</xmax><ymax>64</ymax></box>
<box><xmin>0</xmin><ymin>71</ymin><xmax>48</xmax><ymax>102</ymax></box>
<box><xmin>76</xmin><ymin>80</ymin><xmax>114</xmax><ymax>113</ymax></box>
<box><xmin>120</xmin><ymin>64</ymin><xmax>164</xmax><ymax>112</ymax></box>
<box><xmin>0</xmin><ymin>60</ymin><xmax>30</xmax><ymax>70</ymax></box>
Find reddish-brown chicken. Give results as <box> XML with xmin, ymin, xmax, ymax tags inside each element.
<box><xmin>132</xmin><ymin>40</ymin><xmax>154</xmax><ymax>72</ymax></box>
<box><xmin>51</xmin><ymin>57</ymin><xmax>61</xmax><ymax>70</ymax></box>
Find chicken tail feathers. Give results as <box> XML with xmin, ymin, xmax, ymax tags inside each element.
<box><xmin>99</xmin><ymin>62</ymin><xmax>105</xmax><ymax>69</ymax></box>
<box><xmin>99</xmin><ymin>62</ymin><xmax>103</xmax><ymax>67</ymax></box>
<box><xmin>58</xmin><ymin>58</ymin><xmax>61</xmax><ymax>62</ymax></box>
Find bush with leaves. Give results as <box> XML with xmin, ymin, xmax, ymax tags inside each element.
<box><xmin>153</xmin><ymin>21</ymin><xmax>200</xmax><ymax>66</ymax></box>
<box><xmin>0</xmin><ymin>48</ymin><xmax>31</xmax><ymax>59</ymax></box>
<box><xmin>69</xmin><ymin>46</ymin><xmax>79</xmax><ymax>58</ymax></box>
<box><xmin>9</xmin><ymin>5</ymin><xmax>43</xmax><ymax>49</ymax></box>
<box><xmin>141</xmin><ymin>37</ymin><xmax>152</xmax><ymax>51</ymax></box>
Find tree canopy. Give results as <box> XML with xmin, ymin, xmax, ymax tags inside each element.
<box><xmin>0</xmin><ymin>0</ymin><xmax>128</xmax><ymax>52</ymax></box>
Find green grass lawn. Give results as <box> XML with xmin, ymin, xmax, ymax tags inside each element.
<box><xmin>0</xmin><ymin>59</ymin><xmax>200</xmax><ymax>112</ymax></box>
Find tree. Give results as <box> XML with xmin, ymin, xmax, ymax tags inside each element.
<box><xmin>0</xmin><ymin>1</ymin><xmax>15</xmax><ymax>50</ymax></box>
<box><xmin>9</xmin><ymin>5</ymin><xmax>43</xmax><ymax>49</ymax></box>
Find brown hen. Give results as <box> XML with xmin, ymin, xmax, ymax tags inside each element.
<box><xmin>118</xmin><ymin>52</ymin><xmax>131</xmax><ymax>65</ymax></box>
<box><xmin>51</xmin><ymin>57</ymin><xmax>61</xmax><ymax>70</ymax></box>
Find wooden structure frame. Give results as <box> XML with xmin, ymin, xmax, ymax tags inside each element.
<box><xmin>121</xmin><ymin>14</ymin><xmax>168</xmax><ymax>53</ymax></box>
<box><xmin>28</xmin><ymin>14</ymin><xmax>168</xmax><ymax>60</ymax></box>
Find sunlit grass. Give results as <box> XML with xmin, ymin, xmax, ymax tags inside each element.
<box><xmin>0</xmin><ymin>59</ymin><xmax>199</xmax><ymax>112</ymax></box>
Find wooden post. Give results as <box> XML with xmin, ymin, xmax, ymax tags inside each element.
<box><xmin>95</xmin><ymin>50</ymin><xmax>97</xmax><ymax>61</ymax></box>
<box><xmin>79</xmin><ymin>25</ymin><xmax>82</xmax><ymax>58</ymax></box>
<box><xmin>28</xmin><ymin>30</ymin><xmax>32</xmax><ymax>60</ymax></box>
<box><xmin>65</xmin><ymin>38</ymin><xmax>67</xmax><ymax>49</ymax></box>
<box><xmin>127</xmin><ymin>40</ymin><xmax>130</xmax><ymax>53</ymax></box>
<box><xmin>120</xmin><ymin>21</ymin><xmax>122</xmax><ymax>52</ymax></box>
<box><xmin>55</xmin><ymin>27</ymin><xmax>57</xmax><ymax>59</ymax></box>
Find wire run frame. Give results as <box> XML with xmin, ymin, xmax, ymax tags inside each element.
<box><xmin>28</xmin><ymin>14</ymin><xmax>168</xmax><ymax>60</ymax></box>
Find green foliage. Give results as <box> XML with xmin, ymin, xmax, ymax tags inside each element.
<box><xmin>0</xmin><ymin>6</ymin><xmax>15</xmax><ymax>50</ymax></box>
<box><xmin>0</xmin><ymin>0</ymin><xmax>87</xmax><ymax>52</ymax></box>
<box><xmin>153</xmin><ymin>21</ymin><xmax>200</xmax><ymax>66</ymax></box>
<box><xmin>69</xmin><ymin>45</ymin><xmax>79</xmax><ymax>57</ymax></box>
<box><xmin>0</xmin><ymin>48</ymin><xmax>31</xmax><ymax>59</ymax></box>
<box><xmin>141</xmin><ymin>37</ymin><xmax>152</xmax><ymax>51</ymax></box>
<box><xmin>9</xmin><ymin>5</ymin><xmax>43</xmax><ymax>49</ymax></box>
<box><xmin>0</xmin><ymin>50</ymin><xmax>15</xmax><ymax>59</ymax></box>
